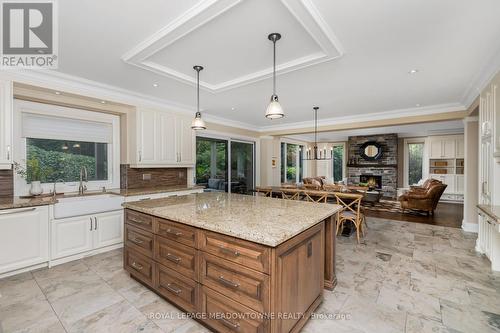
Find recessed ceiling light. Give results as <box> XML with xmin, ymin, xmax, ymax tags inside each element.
<box><xmin>100</xmin><ymin>100</ymin><xmax>106</xmax><ymax>104</ymax></box>
<box><xmin>231</xmin><ymin>107</ymin><xmax>235</xmax><ymax>111</ymax></box>
<box><xmin>54</xmin><ymin>91</ymin><xmax>61</xmax><ymax>95</ymax></box>
<box><xmin>152</xmin><ymin>83</ymin><xmax>159</xmax><ymax>87</ymax></box>
<box><xmin>415</xmin><ymin>103</ymin><xmax>421</xmax><ymax>107</ymax></box>
<box><xmin>408</xmin><ymin>69</ymin><xmax>419</xmax><ymax>74</ymax></box>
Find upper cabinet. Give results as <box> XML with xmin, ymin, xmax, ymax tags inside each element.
<box><xmin>131</xmin><ymin>108</ymin><xmax>194</xmax><ymax>167</ymax></box>
<box><xmin>480</xmin><ymin>71</ymin><xmax>500</xmax><ymax>162</ymax></box>
<box><xmin>428</xmin><ymin>135</ymin><xmax>462</xmax><ymax>159</ymax></box>
<box><xmin>0</xmin><ymin>79</ymin><xmax>13</xmax><ymax>169</ymax></box>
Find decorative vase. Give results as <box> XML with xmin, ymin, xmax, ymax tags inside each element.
<box><xmin>29</xmin><ymin>181</ymin><xmax>43</xmax><ymax>196</ymax></box>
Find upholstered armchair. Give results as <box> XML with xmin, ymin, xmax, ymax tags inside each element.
<box><xmin>398</xmin><ymin>181</ymin><xmax>447</xmax><ymax>215</ymax></box>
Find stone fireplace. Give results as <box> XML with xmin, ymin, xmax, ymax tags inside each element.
<box><xmin>347</xmin><ymin>134</ymin><xmax>398</xmax><ymax>198</ymax></box>
<box><xmin>360</xmin><ymin>174</ymin><xmax>382</xmax><ymax>189</ymax></box>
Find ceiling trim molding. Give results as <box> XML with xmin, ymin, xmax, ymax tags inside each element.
<box><xmin>121</xmin><ymin>0</ymin><xmax>344</xmax><ymax>93</ymax></box>
<box><xmin>2</xmin><ymin>69</ymin><xmax>470</xmax><ymax>135</ymax></box>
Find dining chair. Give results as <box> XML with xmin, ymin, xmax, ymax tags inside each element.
<box><xmin>334</xmin><ymin>192</ymin><xmax>367</xmax><ymax>243</ymax></box>
<box><xmin>255</xmin><ymin>187</ymin><xmax>272</xmax><ymax>197</ymax></box>
<box><xmin>303</xmin><ymin>190</ymin><xmax>329</xmax><ymax>203</ymax></box>
<box><xmin>281</xmin><ymin>188</ymin><xmax>300</xmax><ymax>200</ymax></box>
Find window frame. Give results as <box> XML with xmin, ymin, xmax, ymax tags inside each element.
<box><xmin>403</xmin><ymin>138</ymin><xmax>426</xmax><ymax>188</ymax></box>
<box><xmin>13</xmin><ymin>100</ymin><xmax>120</xmax><ymax>195</ymax></box>
<box><xmin>280</xmin><ymin>139</ymin><xmax>305</xmax><ymax>184</ymax></box>
<box><xmin>331</xmin><ymin>142</ymin><xmax>347</xmax><ymax>182</ymax></box>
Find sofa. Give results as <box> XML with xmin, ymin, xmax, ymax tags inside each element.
<box><xmin>398</xmin><ymin>179</ymin><xmax>447</xmax><ymax>215</ymax></box>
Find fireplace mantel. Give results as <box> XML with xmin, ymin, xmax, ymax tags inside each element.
<box><xmin>347</xmin><ymin>163</ymin><xmax>397</xmax><ymax>168</ymax></box>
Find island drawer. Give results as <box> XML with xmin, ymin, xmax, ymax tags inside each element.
<box><xmin>156</xmin><ymin>263</ymin><xmax>198</xmax><ymax>313</ymax></box>
<box><xmin>125</xmin><ymin>224</ymin><xmax>154</xmax><ymax>258</ymax></box>
<box><xmin>154</xmin><ymin>234</ymin><xmax>198</xmax><ymax>281</ymax></box>
<box><xmin>200</xmin><ymin>252</ymin><xmax>269</xmax><ymax>313</ymax></box>
<box><xmin>124</xmin><ymin>248</ymin><xmax>154</xmax><ymax>287</ymax></box>
<box><xmin>126</xmin><ymin>210</ymin><xmax>153</xmax><ymax>232</ymax></box>
<box><xmin>200</xmin><ymin>231</ymin><xmax>270</xmax><ymax>274</ymax></box>
<box><xmin>154</xmin><ymin>218</ymin><xmax>197</xmax><ymax>248</ymax></box>
<box><xmin>201</xmin><ymin>286</ymin><xmax>268</xmax><ymax>333</ymax></box>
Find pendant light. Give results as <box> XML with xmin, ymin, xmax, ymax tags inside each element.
<box><xmin>265</xmin><ymin>33</ymin><xmax>285</xmax><ymax>119</ymax></box>
<box><xmin>303</xmin><ymin>107</ymin><xmax>333</xmax><ymax>160</ymax></box>
<box><xmin>191</xmin><ymin>65</ymin><xmax>206</xmax><ymax>130</ymax></box>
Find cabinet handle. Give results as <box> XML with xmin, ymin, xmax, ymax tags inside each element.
<box><xmin>219</xmin><ymin>245</ymin><xmax>240</xmax><ymax>257</ymax></box>
<box><xmin>90</xmin><ymin>217</ymin><xmax>93</xmax><ymax>231</ymax></box>
<box><xmin>165</xmin><ymin>228</ymin><xmax>183</xmax><ymax>237</ymax></box>
<box><xmin>94</xmin><ymin>217</ymin><xmax>98</xmax><ymax>230</ymax></box>
<box><xmin>139</xmin><ymin>151</ymin><xmax>142</xmax><ymax>162</ymax></box>
<box><xmin>166</xmin><ymin>253</ymin><xmax>181</xmax><ymax>263</ymax></box>
<box><xmin>218</xmin><ymin>275</ymin><xmax>240</xmax><ymax>288</ymax></box>
<box><xmin>166</xmin><ymin>283</ymin><xmax>182</xmax><ymax>295</ymax></box>
<box><xmin>130</xmin><ymin>237</ymin><xmax>143</xmax><ymax>244</ymax></box>
<box><xmin>131</xmin><ymin>261</ymin><xmax>143</xmax><ymax>270</ymax></box>
<box><xmin>6</xmin><ymin>145</ymin><xmax>10</xmax><ymax>160</ymax></box>
<box><xmin>218</xmin><ymin>317</ymin><xmax>240</xmax><ymax>330</ymax></box>
<box><xmin>0</xmin><ymin>207</ymin><xmax>35</xmax><ymax>215</ymax></box>
<box><xmin>128</xmin><ymin>217</ymin><xmax>148</xmax><ymax>225</ymax></box>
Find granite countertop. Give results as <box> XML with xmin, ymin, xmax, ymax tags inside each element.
<box><xmin>478</xmin><ymin>205</ymin><xmax>500</xmax><ymax>223</ymax></box>
<box><xmin>123</xmin><ymin>192</ymin><xmax>342</xmax><ymax>247</ymax></box>
<box><xmin>0</xmin><ymin>195</ymin><xmax>57</xmax><ymax>210</ymax></box>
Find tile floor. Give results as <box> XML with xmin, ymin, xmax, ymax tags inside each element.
<box><xmin>1</xmin><ymin>217</ymin><xmax>499</xmax><ymax>333</ymax></box>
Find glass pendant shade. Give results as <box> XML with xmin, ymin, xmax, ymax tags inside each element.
<box><xmin>265</xmin><ymin>94</ymin><xmax>284</xmax><ymax>119</ymax></box>
<box><xmin>191</xmin><ymin>111</ymin><xmax>206</xmax><ymax>130</ymax></box>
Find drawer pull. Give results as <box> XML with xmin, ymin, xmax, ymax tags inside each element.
<box><xmin>131</xmin><ymin>237</ymin><xmax>144</xmax><ymax>244</ymax></box>
<box><xmin>129</xmin><ymin>217</ymin><xmax>148</xmax><ymax>225</ymax></box>
<box><xmin>219</xmin><ymin>317</ymin><xmax>240</xmax><ymax>330</ymax></box>
<box><xmin>165</xmin><ymin>228</ymin><xmax>183</xmax><ymax>237</ymax></box>
<box><xmin>219</xmin><ymin>246</ymin><xmax>240</xmax><ymax>257</ymax></box>
<box><xmin>166</xmin><ymin>253</ymin><xmax>181</xmax><ymax>263</ymax></box>
<box><xmin>166</xmin><ymin>283</ymin><xmax>182</xmax><ymax>295</ymax></box>
<box><xmin>218</xmin><ymin>275</ymin><xmax>240</xmax><ymax>288</ymax></box>
<box><xmin>131</xmin><ymin>261</ymin><xmax>143</xmax><ymax>270</ymax></box>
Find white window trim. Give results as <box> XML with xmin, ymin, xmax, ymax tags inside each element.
<box><xmin>13</xmin><ymin>100</ymin><xmax>120</xmax><ymax>195</ymax></box>
<box><xmin>403</xmin><ymin>138</ymin><xmax>427</xmax><ymax>188</ymax></box>
<box><xmin>279</xmin><ymin>140</ymin><xmax>304</xmax><ymax>184</ymax></box>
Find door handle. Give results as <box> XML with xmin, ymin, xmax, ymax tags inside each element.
<box><xmin>6</xmin><ymin>145</ymin><xmax>10</xmax><ymax>160</ymax></box>
<box><xmin>90</xmin><ymin>217</ymin><xmax>93</xmax><ymax>231</ymax></box>
<box><xmin>94</xmin><ymin>217</ymin><xmax>98</xmax><ymax>230</ymax></box>
<box><xmin>138</xmin><ymin>150</ymin><xmax>142</xmax><ymax>162</ymax></box>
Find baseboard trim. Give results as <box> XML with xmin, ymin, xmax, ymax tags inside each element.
<box><xmin>462</xmin><ymin>220</ymin><xmax>479</xmax><ymax>233</ymax></box>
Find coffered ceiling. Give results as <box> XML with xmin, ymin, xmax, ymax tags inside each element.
<box><xmin>53</xmin><ymin>0</ymin><xmax>500</xmax><ymax>129</ymax></box>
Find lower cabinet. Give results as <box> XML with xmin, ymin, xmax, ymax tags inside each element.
<box><xmin>0</xmin><ymin>206</ymin><xmax>49</xmax><ymax>275</ymax></box>
<box><xmin>51</xmin><ymin>210</ymin><xmax>123</xmax><ymax>260</ymax></box>
<box><xmin>124</xmin><ymin>209</ymin><xmax>324</xmax><ymax>333</ymax></box>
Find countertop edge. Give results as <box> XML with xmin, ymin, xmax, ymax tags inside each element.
<box><xmin>123</xmin><ymin>203</ymin><xmax>341</xmax><ymax>247</ymax></box>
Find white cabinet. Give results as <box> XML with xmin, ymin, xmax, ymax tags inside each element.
<box><xmin>431</xmin><ymin>174</ymin><xmax>455</xmax><ymax>194</ymax></box>
<box><xmin>51</xmin><ymin>215</ymin><xmax>94</xmax><ymax>259</ymax></box>
<box><xmin>0</xmin><ymin>206</ymin><xmax>49</xmax><ymax>274</ymax></box>
<box><xmin>456</xmin><ymin>175</ymin><xmax>464</xmax><ymax>194</ymax></box>
<box><xmin>51</xmin><ymin>210</ymin><xmax>123</xmax><ymax>260</ymax></box>
<box><xmin>0</xmin><ymin>79</ymin><xmax>13</xmax><ymax>169</ymax></box>
<box><xmin>135</xmin><ymin>108</ymin><xmax>194</xmax><ymax>167</ymax></box>
<box><xmin>428</xmin><ymin>136</ymin><xmax>460</xmax><ymax>158</ymax></box>
<box><xmin>456</xmin><ymin>137</ymin><xmax>465</xmax><ymax>159</ymax></box>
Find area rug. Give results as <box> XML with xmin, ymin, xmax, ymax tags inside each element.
<box><xmin>362</xmin><ymin>199</ymin><xmax>428</xmax><ymax>216</ymax></box>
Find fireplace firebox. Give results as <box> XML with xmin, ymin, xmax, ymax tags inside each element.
<box><xmin>360</xmin><ymin>174</ymin><xmax>382</xmax><ymax>189</ymax></box>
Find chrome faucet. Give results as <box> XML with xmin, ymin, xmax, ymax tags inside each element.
<box><xmin>52</xmin><ymin>179</ymin><xmax>65</xmax><ymax>197</ymax></box>
<box><xmin>79</xmin><ymin>166</ymin><xmax>88</xmax><ymax>195</ymax></box>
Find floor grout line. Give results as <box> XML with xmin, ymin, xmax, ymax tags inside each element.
<box><xmin>32</xmin><ymin>272</ymin><xmax>69</xmax><ymax>333</ymax></box>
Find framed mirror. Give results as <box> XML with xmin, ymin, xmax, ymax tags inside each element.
<box><xmin>359</xmin><ymin>141</ymin><xmax>383</xmax><ymax>161</ymax></box>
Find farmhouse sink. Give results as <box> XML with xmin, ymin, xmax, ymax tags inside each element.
<box><xmin>53</xmin><ymin>194</ymin><xmax>124</xmax><ymax>219</ymax></box>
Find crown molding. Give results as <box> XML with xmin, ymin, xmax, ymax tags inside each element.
<box><xmin>122</xmin><ymin>0</ymin><xmax>344</xmax><ymax>93</ymax></box>
<box><xmin>259</xmin><ymin>103</ymin><xmax>467</xmax><ymax>133</ymax></box>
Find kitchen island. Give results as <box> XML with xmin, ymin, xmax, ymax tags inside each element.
<box><xmin>123</xmin><ymin>192</ymin><xmax>341</xmax><ymax>333</ymax></box>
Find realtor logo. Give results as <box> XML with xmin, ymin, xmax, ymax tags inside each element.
<box><xmin>1</xmin><ymin>0</ymin><xmax>58</xmax><ymax>68</ymax></box>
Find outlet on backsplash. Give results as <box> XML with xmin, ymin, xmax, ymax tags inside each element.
<box><xmin>142</xmin><ymin>174</ymin><xmax>151</xmax><ymax>180</ymax></box>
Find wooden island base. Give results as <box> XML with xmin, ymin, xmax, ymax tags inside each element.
<box><xmin>124</xmin><ymin>208</ymin><xmax>334</xmax><ymax>333</ymax></box>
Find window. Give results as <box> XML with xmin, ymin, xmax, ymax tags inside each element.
<box><xmin>332</xmin><ymin>144</ymin><xmax>345</xmax><ymax>182</ymax></box>
<box><xmin>196</xmin><ymin>136</ymin><xmax>255</xmax><ymax>194</ymax></box>
<box><xmin>14</xmin><ymin>100</ymin><xmax>120</xmax><ymax>194</ymax></box>
<box><xmin>281</xmin><ymin>142</ymin><xmax>304</xmax><ymax>183</ymax></box>
<box><xmin>26</xmin><ymin>138</ymin><xmax>108</xmax><ymax>183</ymax></box>
<box><xmin>407</xmin><ymin>142</ymin><xmax>424</xmax><ymax>185</ymax></box>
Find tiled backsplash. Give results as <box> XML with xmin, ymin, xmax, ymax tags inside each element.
<box><xmin>0</xmin><ymin>169</ymin><xmax>14</xmax><ymax>197</ymax></box>
<box><xmin>120</xmin><ymin>164</ymin><xmax>187</xmax><ymax>189</ymax></box>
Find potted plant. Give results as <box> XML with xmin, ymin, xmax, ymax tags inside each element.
<box><xmin>14</xmin><ymin>159</ymin><xmax>53</xmax><ymax>196</ymax></box>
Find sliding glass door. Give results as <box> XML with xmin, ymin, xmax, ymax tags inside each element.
<box><xmin>230</xmin><ymin>141</ymin><xmax>254</xmax><ymax>194</ymax></box>
<box><xmin>281</xmin><ymin>142</ymin><xmax>304</xmax><ymax>183</ymax></box>
<box><xmin>196</xmin><ymin>136</ymin><xmax>254</xmax><ymax>194</ymax></box>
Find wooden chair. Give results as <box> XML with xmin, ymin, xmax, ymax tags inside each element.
<box><xmin>323</xmin><ymin>184</ymin><xmax>342</xmax><ymax>192</ymax></box>
<box><xmin>281</xmin><ymin>188</ymin><xmax>300</xmax><ymax>200</ymax></box>
<box><xmin>255</xmin><ymin>187</ymin><xmax>272</xmax><ymax>197</ymax></box>
<box><xmin>303</xmin><ymin>190</ymin><xmax>329</xmax><ymax>203</ymax></box>
<box><xmin>334</xmin><ymin>192</ymin><xmax>367</xmax><ymax>243</ymax></box>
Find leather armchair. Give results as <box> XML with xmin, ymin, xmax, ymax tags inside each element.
<box><xmin>398</xmin><ymin>181</ymin><xmax>447</xmax><ymax>215</ymax></box>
